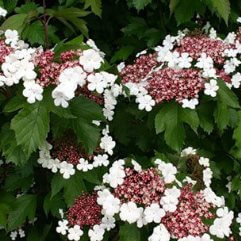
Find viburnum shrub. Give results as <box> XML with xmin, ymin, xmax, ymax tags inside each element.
<box><xmin>0</xmin><ymin>0</ymin><xmax>241</xmax><ymax>241</ymax></box>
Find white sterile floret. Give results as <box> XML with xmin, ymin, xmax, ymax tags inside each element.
<box><xmin>117</xmin><ymin>62</ymin><xmax>125</xmax><ymax>72</ymax></box>
<box><xmin>136</xmin><ymin>49</ymin><xmax>147</xmax><ymax>57</ymax></box>
<box><xmin>204</xmin><ymin>79</ymin><xmax>219</xmax><ymax>97</ymax></box>
<box><xmin>87</xmin><ymin>39</ymin><xmax>105</xmax><ymax>58</ymax></box>
<box><xmin>77</xmin><ymin>158</ymin><xmax>93</xmax><ymax>172</ymax></box>
<box><xmin>10</xmin><ymin>231</ymin><xmax>18</xmax><ymax>240</ymax></box>
<box><xmin>177</xmin><ymin>52</ymin><xmax>192</xmax><ymax>68</ymax></box>
<box><xmin>237</xmin><ymin>17</ymin><xmax>241</xmax><ymax>23</ymax></box>
<box><xmin>199</xmin><ymin>157</ymin><xmax>210</xmax><ymax>167</ymax></box>
<box><xmin>136</xmin><ymin>94</ymin><xmax>155</xmax><ymax>112</ymax></box>
<box><xmin>119</xmin><ymin>202</ymin><xmax>143</xmax><ymax>224</ymax></box>
<box><xmin>79</xmin><ymin>49</ymin><xmax>104</xmax><ymax>72</ymax></box>
<box><xmin>56</xmin><ymin>220</ymin><xmax>69</xmax><ymax>235</ymax></box>
<box><xmin>0</xmin><ymin>7</ymin><xmax>7</xmax><ymax>17</ymax></box>
<box><xmin>202</xmin><ymin>67</ymin><xmax>216</xmax><ymax>78</ymax></box>
<box><xmin>203</xmin><ymin>168</ymin><xmax>213</xmax><ymax>187</ymax></box>
<box><xmin>88</xmin><ymin>225</ymin><xmax>105</xmax><ymax>241</ymax></box>
<box><xmin>18</xmin><ymin>228</ymin><xmax>25</xmax><ymax>238</ymax></box>
<box><xmin>59</xmin><ymin>66</ymin><xmax>86</xmax><ymax>87</ymax></box>
<box><xmin>183</xmin><ymin>176</ymin><xmax>197</xmax><ymax>186</ymax></box>
<box><xmin>181</xmin><ymin>98</ymin><xmax>199</xmax><ymax>109</ymax></box>
<box><xmin>23</xmin><ymin>81</ymin><xmax>43</xmax><ymax>103</ymax></box>
<box><xmin>224</xmin><ymin>32</ymin><xmax>236</xmax><ymax>44</ymax></box>
<box><xmin>100</xmin><ymin>71</ymin><xmax>117</xmax><ymax>87</ymax></box>
<box><xmin>100</xmin><ymin>216</ymin><xmax>116</xmax><ymax>231</ymax></box>
<box><xmin>181</xmin><ymin>147</ymin><xmax>197</xmax><ymax>157</ymax></box>
<box><xmin>59</xmin><ymin>161</ymin><xmax>75</xmax><ymax>179</ymax></box>
<box><xmin>93</xmin><ymin>154</ymin><xmax>109</xmax><ymax>167</ymax></box>
<box><xmin>144</xmin><ymin>203</ymin><xmax>165</xmax><ymax>223</ymax></box>
<box><xmin>224</xmin><ymin>60</ymin><xmax>236</xmax><ymax>74</ymax></box>
<box><xmin>148</xmin><ymin>224</ymin><xmax>170</xmax><ymax>241</ymax></box>
<box><xmin>160</xmin><ymin>186</ymin><xmax>181</xmax><ymax>212</ymax></box>
<box><xmin>237</xmin><ymin>213</ymin><xmax>241</xmax><ymax>223</ymax></box>
<box><xmin>52</xmin><ymin>81</ymin><xmax>76</xmax><ymax>108</ymax></box>
<box><xmin>111</xmin><ymin>83</ymin><xmax>123</xmax><ymax>97</ymax></box>
<box><xmin>67</xmin><ymin>225</ymin><xmax>83</xmax><ymax>241</ymax></box>
<box><xmin>202</xmin><ymin>187</ymin><xmax>225</xmax><ymax>207</ymax></box>
<box><xmin>195</xmin><ymin>53</ymin><xmax>213</xmax><ymax>69</ymax></box>
<box><xmin>97</xmin><ymin>189</ymin><xmax>120</xmax><ymax>216</ymax></box>
<box><xmin>209</xmin><ymin>208</ymin><xmax>234</xmax><ymax>239</ymax></box>
<box><xmin>155</xmin><ymin>159</ymin><xmax>177</xmax><ymax>183</ymax></box>
<box><xmin>137</xmin><ymin>210</ymin><xmax>148</xmax><ymax>228</ymax></box>
<box><xmin>231</xmin><ymin>72</ymin><xmax>241</xmax><ymax>88</ymax></box>
<box><xmin>131</xmin><ymin>160</ymin><xmax>142</xmax><ymax>172</ymax></box>
<box><xmin>164</xmin><ymin>51</ymin><xmax>180</xmax><ymax>68</ymax></box>
<box><xmin>209</xmin><ymin>28</ymin><xmax>217</xmax><ymax>39</ymax></box>
<box><xmin>103</xmin><ymin>161</ymin><xmax>125</xmax><ymax>188</ymax></box>
<box><xmin>5</xmin><ymin>30</ymin><xmax>19</xmax><ymax>45</ymax></box>
<box><xmin>103</xmin><ymin>108</ymin><xmax>114</xmax><ymax>121</ymax></box>
<box><xmin>87</xmin><ymin>73</ymin><xmax>108</xmax><ymax>94</ymax></box>
<box><xmin>162</xmin><ymin>35</ymin><xmax>176</xmax><ymax>50</ymax></box>
<box><xmin>48</xmin><ymin>158</ymin><xmax>60</xmax><ymax>173</ymax></box>
<box><xmin>100</xmin><ymin>134</ymin><xmax>116</xmax><ymax>155</ymax></box>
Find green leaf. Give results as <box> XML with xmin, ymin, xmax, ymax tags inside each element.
<box><xmin>119</xmin><ymin>224</ymin><xmax>140</xmax><ymax>241</ymax></box>
<box><xmin>84</xmin><ymin>0</ymin><xmax>102</xmax><ymax>17</ymax></box>
<box><xmin>15</xmin><ymin>2</ymin><xmax>38</xmax><ymax>14</ymax></box>
<box><xmin>8</xmin><ymin>195</ymin><xmax>37</xmax><ymax>231</ymax></box>
<box><xmin>43</xmin><ymin>193</ymin><xmax>65</xmax><ymax>217</ymax></box>
<box><xmin>70</xmin><ymin>96</ymin><xmax>104</xmax><ymax>121</ymax></box>
<box><xmin>174</xmin><ymin>0</ymin><xmax>202</xmax><ymax>24</ymax></box>
<box><xmin>233</xmin><ymin>111</ymin><xmax>241</xmax><ymax>148</ymax></box>
<box><xmin>111</xmin><ymin>45</ymin><xmax>135</xmax><ymax>63</ymax></box>
<box><xmin>210</xmin><ymin>0</ymin><xmax>230</xmax><ymax>24</ymax></box>
<box><xmin>169</xmin><ymin>0</ymin><xmax>180</xmax><ymax>14</ymax></box>
<box><xmin>22</xmin><ymin>20</ymin><xmax>45</xmax><ymax>45</ymax></box>
<box><xmin>3</xmin><ymin>95</ymin><xmax>25</xmax><ymax>113</ymax></box>
<box><xmin>72</xmin><ymin>118</ymin><xmax>100</xmax><ymax>154</ymax></box>
<box><xmin>217</xmin><ymin>79</ymin><xmax>240</xmax><ymax>108</ymax></box>
<box><xmin>0</xmin><ymin>125</ymin><xmax>28</xmax><ymax>165</ymax></box>
<box><xmin>51</xmin><ymin>173</ymin><xmax>66</xmax><ymax>198</ymax></box>
<box><xmin>214</xmin><ymin>101</ymin><xmax>229</xmax><ymax>131</ymax></box>
<box><xmin>0</xmin><ymin>14</ymin><xmax>27</xmax><ymax>32</ymax></box>
<box><xmin>10</xmin><ymin>102</ymin><xmax>50</xmax><ymax>157</ymax></box>
<box><xmin>132</xmin><ymin>0</ymin><xmax>152</xmax><ymax>11</ymax></box>
<box><xmin>197</xmin><ymin>103</ymin><xmax>214</xmax><ymax>133</ymax></box>
<box><xmin>155</xmin><ymin>102</ymin><xmax>199</xmax><ymax>151</ymax></box>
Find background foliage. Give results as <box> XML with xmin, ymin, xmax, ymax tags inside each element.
<box><xmin>0</xmin><ymin>0</ymin><xmax>241</xmax><ymax>240</ymax></box>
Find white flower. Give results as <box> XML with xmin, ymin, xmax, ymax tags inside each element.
<box><xmin>224</xmin><ymin>60</ymin><xmax>236</xmax><ymax>74</ymax></box>
<box><xmin>155</xmin><ymin>159</ymin><xmax>177</xmax><ymax>183</ymax></box>
<box><xmin>181</xmin><ymin>147</ymin><xmax>197</xmax><ymax>157</ymax></box>
<box><xmin>68</xmin><ymin>225</ymin><xmax>83</xmax><ymax>241</ymax></box>
<box><xmin>10</xmin><ymin>231</ymin><xmax>18</xmax><ymax>240</ymax></box>
<box><xmin>0</xmin><ymin>7</ymin><xmax>7</xmax><ymax>17</ymax></box>
<box><xmin>5</xmin><ymin>30</ymin><xmax>19</xmax><ymax>45</ymax></box>
<box><xmin>162</xmin><ymin>35</ymin><xmax>176</xmax><ymax>50</ymax></box>
<box><xmin>231</xmin><ymin>72</ymin><xmax>241</xmax><ymax>88</ymax></box>
<box><xmin>136</xmin><ymin>94</ymin><xmax>155</xmax><ymax>112</ymax></box>
<box><xmin>202</xmin><ymin>67</ymin><xmax>216</xmax><ymax>78</ymax></box>
<box><xmin>101</xmin><ymin>71</ymin><xmax>117</xmax><ymax>86</ymax></box>
<box><xmin>181</xmin><ymin>98</ymin><xmax>199</xmax><ymax>109</ymax></box>
<box><xmin>87</xmin><ymin>39</ymin><xmax>105</xmax><ymax>58</ymax></box>
<box><xmin>59</xmin><ymin>66</ymin><xmax>86</xmax><ymax>87</ymax></box>
<box><xmin>131</xmin><ymin>160</ymin><xmax>142</xmax><ymax>172</ymax></box>
<box><xmin>56</xmin><ymin>220</ymin><xmax>69</xmax><ymax>235</ymax></box>
<box><xmin>18</xmin><ymin>228</ymin><xmax>25</xmax><ymax>238</ymax></box>
<box><xmin>119</xmin><ymin>202</ymin><xmax>143</xmax><ymax>224</ymax></box>
<box><xmin>100</xmin><ymin>216</ymin><xmax>115</xmax><ymax>231</ymax></box>
<box><xmin>87</xmin><ymin>73</ymin><xmax>108</xmax><ymax>94</ymax></box>
<box><xmin>209</xmin><ymin>28</ymin><xmax>217</xmax><ymax>39</ymax></box>
<box><xmin>209</xmin><ymin>209</ymin><xmax>233</xmax><ymax>239</ymax></box>
<box><xmin>97</xmin><ymin>189</ymin><xmax>120</xmax><ymax>216</ymax></box>
<box><xmin>77</xmin><ymin>158</ymin><xmax>93</xmax><ymax>172</ymax></box>
<box><xmin>178</xmin><ymin>53</ymin><xmax>192</xmax><ymax>68</ymax></box>
<box><xmin>79</xmin><ymin>49</ymin><xmax>104</xmax><ymax>72</ymax></box>
<box><xmin>203</xmin><ymin>168</ymin><xmax>213</xmax><ymax>187</ymax></box>
<box><xmin>93</xmin><ymin>154</ymin><xmax>109</xmax><ymax>167</ymax></box>
<box><xmin>199</xmin><ymin>157</ymin><xmax>210</xmax><ymax>167</ymax></box>
<box><xmin>103</xmin><ymin>108</ymin><xmax>114</xmax><ymax>121</ymax></box>
<box><xmin>204</xmin><ymin>79</ymin><xmax>219</xmax><ymax>97</ymax></box>
<box><xmin>111</xmin><ymin>84</ymin><xmax>123</xmax><ymax>97</ymax></box>
<box><xmin>48</xmin><ymin>158</ymin><xmax>60</xmax><ymax>173</ymax></box>
<box><xmin>144</xmin><ymin>203</ymin><xmax>165</xmax><ymax>223</ymax></box>
<box><xmin>136</xmin><ymin>49</ymin><xmax>147</xmax><ymax>57</ymax></box>
<box><xmin>237</xmin><ymin>17</ymin><xmax>241</xmax><ymax>23</ymax></box>
<box><xmin>52</xmin><ymin>81</ymin><xmax>76</xmax><ymax>108</ymax></box>
<box><xmin>23</xmin><ymin>81</ymin><xmax>43</xmax><ymax>103</ymax></box>
<box><xmin>88</xmin><ymin>225</ymin><xmax>105</xmax><ymax>241</ymax></box>
<box><xmin>59</xmin><ymin>161</ymin><xmax>75</xmax><ymax>179</ymax></box>
<box><xmin>148</xmin><ymin>224</ymin><xmax>170</xmax><ymax>241</ymax></box>
<box><xmin>160</xmin><ymin>186</ymin><xmax>181</xmax><ymax>212</ymax></box>
<box><xmin>236</xmin><ymin>213</ymin><xmax>241</xmax><ymax>223</ymax></box>
<box><xmin>100</xmin><ymin>135</ymin><xmax>116</xmax><ymax>155</ymax></box>
<box><xmin>195</xmin><ymin>53</ymin><xmax>213</xmax><ymax>69</ymax></box>
<box><xmin>164</xmin><ymin>51</ymin><xmax>180</xmax><ymax>68</ymax></box>
<box><xmin>202</xmin><ymin>187</ymin><xmax>225</xmax><ymax>207</ymax></box>
<box><xmin>117</xmin><ymin>62</ymin><xmax>125</xmax><ymax>72</ymax></box>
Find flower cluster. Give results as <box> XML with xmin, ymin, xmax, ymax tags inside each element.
<box><xmin>57</xmin><ymin>148</ymin><xmax>234</xmax><ymax>240</ymax></box>
<box><xmin>119</xmin><ymin>24</ymin><xmax>241</xmax><ymax>111</ymax></box>
<box><xmin>37</xmin><ymin>125</ymin><xmax>115</xmax><ymax>179</ymax></box>
<box><xmin>0</xmin><ymin>30</ymin><xmax>121</xmax><ymax>122</ymax></box>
